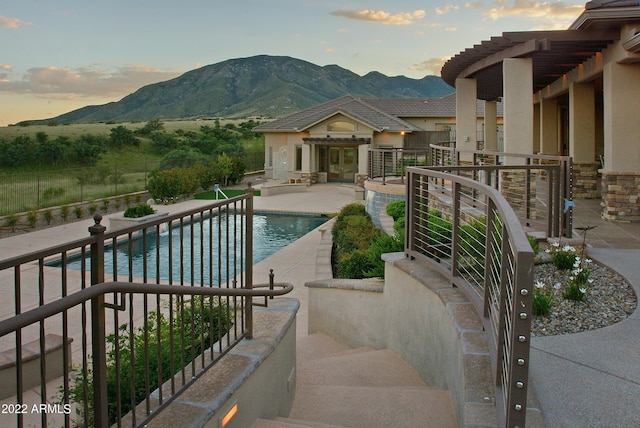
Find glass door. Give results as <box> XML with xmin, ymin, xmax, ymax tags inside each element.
<box><xmin>328</xmin><ymin>147</ymin><xmax>357</xmax><ymax>182</ymax></box>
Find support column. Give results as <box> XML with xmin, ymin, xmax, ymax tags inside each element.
<box><xmin>484</xmin><ymin>101</ymin><xmax>498</xmax><ymax>151</ymax></box>
<box><xmin>455</xmin><ymin>78</ymin><xmax>478</xmax><ymax>154</ymax></box>
<box><xmin>540</xmin><ymin>97</ymin><xmax>559</xmax><ymax>155</ymax></box>
<box><xmin>503</xmin><ymin>58</ymin><xmax>534</xmax><ymax>158</ymax></box>
<box><xmin>601</xmin><ymin>60</ymin><xmax>640</xmax><ymax>221</ymax></box>
<box><xmin>501</xmin><ymin>58</ymin><xmax>535</xmax><ymax>217</ymax></box>
<box><xmin>569</xmin><ymin>81</ymin><xmax>599</xmax><ymax>198</ymax></box>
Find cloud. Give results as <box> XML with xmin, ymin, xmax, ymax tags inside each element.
<box><xmin>435</xmin><ymin>5</ymin><xmax>460</xmax><ymax>15</ymax></box>
<box><xmin>484</xmin><ymin>0</ymin><xmax>584</xmax><ymax>28</ymax></box>
<box><xmin>466</xmin><ymin>1</ymin><xmax>484</xmax><ymax>9</ymax></box>
<box><xmin>330</xmin><ymin>9</ymin><xmax>426</xmax><ymax>25</ymax></box>
<box><xmin>1</xmin><ymin>64</ymin><xmax>12</xmax><ymax>71</ymax></box>
<box><xmin>0</xmin><ymin>64</ymin><xmax>183</xmax><ymax>98</ymax></box>
<box><xmin>0</xmin><ymin>16</ymin><xmax>32</xmax><ymax>28</ymax></box>
<box><xmin>409</xmin><ymin>57</ymin><xmax>451</xmax><ymax>75</ymax></box>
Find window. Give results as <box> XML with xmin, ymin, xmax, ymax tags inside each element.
<box><xmin>295</xmin><ymin>145</ymin><xmax>303</xmax><ymax>171</ymax></box>
<box><xmin>327</xmin><ymin>121</ymin><xmax>356</xmax><ymax>132</ymax></box>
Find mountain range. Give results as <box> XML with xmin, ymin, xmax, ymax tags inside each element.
<box><xmin>35</xmin><ymin>55</ymin><xmax>454</xmax><ymax>124</ymax></box>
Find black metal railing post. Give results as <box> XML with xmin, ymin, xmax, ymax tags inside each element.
<box><xmin>245</xmin><ymin>184</ymin><xmax>254</xmax><ymax>339</ymax></box>
<box><xmin>89</xmin><ymin>214</ymin><xmax>108</xmax><ymax>428</ymax></box>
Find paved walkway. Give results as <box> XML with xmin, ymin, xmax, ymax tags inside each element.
<box><xmin>529</xmin><ymin>198</ymin><xmax>640</xmax><ymax>427</ymax></box>
<box><xmin>1</xmin><ymin>187</ymin><xmax>639</xmax><ymax>427</ymax></box>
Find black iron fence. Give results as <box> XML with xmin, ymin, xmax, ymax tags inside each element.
<box><xmin>0</xmin><ymin>187</ymin><xmax>291</xmax><ymax>427</ymax></box>
<box><xmin>405</xmin><ymin>167</ymin><xmax>534</xmax><ymax>427</ymax></box>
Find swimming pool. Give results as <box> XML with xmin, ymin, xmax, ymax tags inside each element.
<box><xmin>60</xmin><ymin>213</ymin><xmax>328</xmax><ymax>285</ymax></box>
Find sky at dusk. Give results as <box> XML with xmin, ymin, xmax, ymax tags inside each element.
<box><xmin>1</xmin><ymin>0</ymin><xmax>588</xmax><ymax>126</ymax></box>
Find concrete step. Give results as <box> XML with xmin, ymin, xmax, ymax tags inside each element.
<box><xmin>288</xmin><ymin>384</ymin><xmax>457</xmax><ymax>428</ymax></box>
<box><xmin>297</xmin><ymin>348</ymin><xmax>428</xmax><ymax>387</ymax></box>
<box><xmin>252</xmin><ymin>417</ymin><xmax>343</xmax><ymax>428</ymax></box>
<box><xmin>295</xmin><ymin>333</ymin><xmax>353</xmax><ymax>362</ymax></box>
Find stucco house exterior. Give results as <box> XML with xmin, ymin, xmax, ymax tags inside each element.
<box><xmin>254</xmin><ymin>94</ymin><xmax>503</xmax><ymax>185</ymax></box>
<box><xmin>441</xmin><ymin>0</ymin><xmax>640</xmax><ymax>221</ymax></box>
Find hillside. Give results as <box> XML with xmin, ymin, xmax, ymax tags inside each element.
<box><xmin>33</xmin><ymin>55</ymin><xmax>454</xmax><ymax>124</ymax></box>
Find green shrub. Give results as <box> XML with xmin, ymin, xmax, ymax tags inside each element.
<box><xmin>42</xmin><ymin>209</ymin><xmax>53</xmax><ymax>225</ymax></box>
<box><xmin>458</xmin><ymin>217</ymin><xmax>487</xmax><ymax>274</ymax></box>
<box><xmin>101</xmin><ymin>199</ymin><xmax>110</xmax><ymax>212</ymax></box>
<box><xmin>546</xmin><ymin>243</ymin><xmax>577</xmax><ymax>270</ymax></box>
<box><xmin>4</xmin><ymin>214</ymin><xmax>19</xmax><ymax>232</ymax></box>
<box><xmin>74</xmin><ymin>206</ymin><xmax>83</xmax><ymax>219</ymax></box>
<box><xmin>365</xmin><ymin>233</ymin><xmax>403</xmax><ymax>278</ymax></box>
<box><xmin>60</xmin><ymin>205</ymin><xmax>70</xmax><ymax>221</ymax></box>
<box><xmin>386</xmin><ymin>200</ymin><xmax>405</xmax><ymax>220</ymax></box>
<box><xmin>528</xmin><ymin>235</ymin><xmax>540</xmax><ymax>254</ymax></box>
<box><xmin>88</xmin><ymin>203</ymin><xmax>98</xmax><ymax>215</ymax></box>
<box><xmin>123</xmin><ymin>203</ymin><xmax>154</xmax><ymax>218</ymax></box>
<box><xmin>533</xmin><ymin>289</ymin><xmax>554</xmax><ymax>316</ymax></box>
<box><xmin>337</xmin><ymin>249</ymin><xmax>372</xmax><ymax>279</ymax></box>
<box><xmin>66</xmin><ymin>297</ymin><xmax>230</xmax><ymax>426</ymax></box>
<box><xmin>27</xmin><ymin>210</ymin><xmax>37</xmax><ymax>228</ymax></box>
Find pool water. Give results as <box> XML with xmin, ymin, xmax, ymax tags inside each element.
<box><xmin>61</xmin><ymin>213</ymin><xmax>328</xmax><ymax>285</ymax></box>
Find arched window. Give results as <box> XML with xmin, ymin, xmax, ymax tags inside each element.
<box><xmin>327</xmin><ymin>121</ymin><xmax>356</xmax><ymax>132</ymax></box>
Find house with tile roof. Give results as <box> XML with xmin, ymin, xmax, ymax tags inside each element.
<box><xmin>441</xmin><ymin>0</ymin><xmax>640</xmax><ymax>221</ymax></box>
<box><xmin>254</xmin><ymin>94</ymin><xmax>502</xmax><ymax>184</ymax></box>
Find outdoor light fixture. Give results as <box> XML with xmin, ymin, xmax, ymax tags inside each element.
<box><xmin>220</xmin><ymin>402</ymin><xmax>238</xmax><ymax>427</ymax></box>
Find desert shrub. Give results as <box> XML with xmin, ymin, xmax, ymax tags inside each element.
<box><xmin>60</xmin><ymin>205</ymin><xmax>70</xmax><ymax>221</ymax></box>
<box><xmin>546</xmin><ymin>243</ymin><xmax>577</xmax><ymax>270</ymax></box>
<box><xmin>27</xmin><ymin>210</ymin><xmax>37</xmax><ymax>228</ymax></box>
<box><xmin>528</xmin><ymin>235</ymin><xmax>540</xmax><ymax>254</ymax></box>
<box><xmin>74</xmin><ymin>206</ymin><xmax>83</xmax><ymax>219</ymax></box>
<box><xmin>148</xmin><ymin>167</ymin><xmax>201</xmax><ymax>202</ymax></box>
<box><xmin>4</xmin><ymin>214</ymin><xmax>19</xmax><ymax>232</ymax></box>
<box><xmin>42</xmin><ymin>209</ymin><xmax>53</xmax><ymax>225</ymax></box>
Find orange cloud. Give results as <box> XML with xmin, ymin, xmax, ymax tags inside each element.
<box><xmin>0</xmin><ymin>64</ymin><xmax>183</xmax><ymax>98</ymax></box>
<box><xmin>409</xmin><ymin>57</ymin><xmax>451</xmax><ymax>75</ymax></box>
<box><xmin>0</xmin><ymin>16</ymin><xmax>32</xmax><ymax>28</ymax></box>
<box><xmin>330</xmin><ymin>9</ymin><xmax>426</xmax><ymax>25</ymax></box>
<box><xmin>484</xmin><ymin>0</ymin><xmax>584</xmax><ymax>29</ymax></box>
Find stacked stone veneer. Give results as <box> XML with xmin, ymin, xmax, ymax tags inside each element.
<box><xmin>499</xmin><ymin>171</ymin><xmax>537</xmax><ymax>220</ymax></box>
<box><xmin>601</xmin><ymin>171</ymin><xmax>640</xmax><ymax>222</ymax></box>
<box><xmin>573</xmin><ymin>162</ymin><xmax>600</xmax><ymax>199</ymax></box>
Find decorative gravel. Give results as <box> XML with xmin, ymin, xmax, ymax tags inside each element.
<box><xmin>531</xmin><ymin>257</ymin><xmax>637</xmax><ymax>336</ymax></box>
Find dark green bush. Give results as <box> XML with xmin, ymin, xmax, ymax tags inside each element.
<box><xmin>123</xmin><ymin>203</ymin><xmax>154</xmax><ymax>218</ymax></box>
<box><xmin>386</xmin><ymin>200</ymin><xmax>405</xmax><ymax>220</ymax></box>
<box><xmin>337</xmin><ymin>249</ymin><xmax>372</xmax><ymax>279</ymax></box>
<box><xmin>366</xmin><ymin>233</ymin><xmax>404</xmax><ymax>278</ymax></box>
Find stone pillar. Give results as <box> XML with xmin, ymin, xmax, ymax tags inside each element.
<box><xmin>503</xmin><ymin>58</ymin><xmax>534</xmax><ymax>159</ymax></box>
<box><xmin>484</xmin><ymin>101</ymin><xmax>498</xmax><ymax>151</ymax></box>
<box><xmin>456</xmin><ymin>78</ymin><xmax>478</xmax><ymax>153</ymax></box>
<box><xmin>601</xmin><ymin>59</ymin><xmax>640</xmax><ymax>221</ymax></box>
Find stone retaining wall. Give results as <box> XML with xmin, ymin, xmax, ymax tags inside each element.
<box><xmin>601</xmin><ymin>171</ymin><xmax>640</xmax><ymax>222</ymax></box>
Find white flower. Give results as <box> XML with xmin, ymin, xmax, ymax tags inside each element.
<box><xmin>588</xmin><ymin>278</ymin><xmax>594</xmax><ymax>284</ymax></box>
<box><xmin>585</xmin><ymin>258</ymin><xmax>593</xmax><ymax>264</ymax></box>
<box><xmin>562</xmin><ymin>245</ymin><xmax>575</xmax><ymax>252</ymax></box>
<box><xmin>535</xmin><ymin>280</ymin><xmax>545</xmax><ymax>289</ymax></box>
<box><xmin>554</xmin><ymin>282</ymin><xmax>562</xmax><ymax>290</ymax></box>
<box><xmin>579</xmin><ymin>287</ymin><xmax>587</xmax><ymax>294</ymax></box>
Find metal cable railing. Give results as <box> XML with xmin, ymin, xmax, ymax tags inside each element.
<box><xmin>406</xmin><ymin>167</ymin><xmax>534</xmax><ymax>427</ymax></box>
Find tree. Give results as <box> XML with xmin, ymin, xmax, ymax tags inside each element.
<box><xmin>38</xmin><ymin>136</ymin><xmax>67</xmax><ymax>166</ymax></box>
<box><xmin>109</xmin><ymin>125</ymin><xmax>139</xmax><ymax>149</ymax></box>
<box><xmin>159</xmin><ymin>147</ymin><xmax>207</xmax><ymax>170</ymax></box>
<box><xmin>71</xmin><ymin>134</ymin><xmax>108</xmax><ymax>166</ymax></box>
<box><xmin>137</xmin><ymin>119</ymin><xmax>165</xmax><ymax>136</ymax></box>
